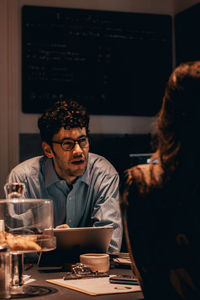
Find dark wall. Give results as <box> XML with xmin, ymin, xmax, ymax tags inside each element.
<box><xmin>175</xmin><ymin>3</ymin><xmax>200</xmax><ymax>65</ymax></box>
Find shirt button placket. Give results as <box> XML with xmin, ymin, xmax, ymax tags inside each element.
<box><xmin>67</xmin><ymin>194</ymin><xmax>73</xmax><ymax>226</ymax></box>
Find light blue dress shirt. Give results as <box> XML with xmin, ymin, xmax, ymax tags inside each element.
<box><xmin>7</xmin><ymin>153</ymin><xmax>122</xmax><ymax>252</ymax></box>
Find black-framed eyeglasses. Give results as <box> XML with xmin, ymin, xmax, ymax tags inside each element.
<box><xmin>51</xmin><ymin>136</ymin><xmax>89</xmax><ymax>151</ymax></box>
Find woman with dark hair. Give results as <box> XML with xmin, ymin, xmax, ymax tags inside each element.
<box><xmin>120</xmin><ymin>61</ymin><xmax>200</xmax><ymax>300</ymax></box>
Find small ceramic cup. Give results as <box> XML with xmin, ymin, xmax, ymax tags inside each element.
<box><xmin>80</xmin><ymin>253</ymin><xmax>110</xmax><ymax>273</ymax></box>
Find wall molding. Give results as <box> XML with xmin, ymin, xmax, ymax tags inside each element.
<box><xmin>0</xmin><ymin>0</ymin><xmax>19</xmax><ymax>197</ymax></box>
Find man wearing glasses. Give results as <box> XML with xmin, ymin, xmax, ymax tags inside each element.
<box><xmin>7</xmin><ymin>100</ymin><xmax>122</xmax><ymax>253</ymax></box>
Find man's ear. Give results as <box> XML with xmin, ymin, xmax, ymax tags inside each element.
<box><xmin>42</xmin><ymin>142</ymin><xmax>54</xmax><ymax>158</ymax></box>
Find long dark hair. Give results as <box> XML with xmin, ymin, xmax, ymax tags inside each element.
<box><xmin>153</xmin><ymin>61</ymin><xmax>200</xmax><ymax>184</ymax></box>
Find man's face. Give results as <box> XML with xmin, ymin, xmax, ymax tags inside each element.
<box><xmin>43</xmin><ymin>127</ymin><xmax>89</xmax><ymax>184</ymax></box>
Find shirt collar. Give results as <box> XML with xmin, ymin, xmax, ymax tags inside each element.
<box><xmin>79</xmin><ymin>163</ymin><xmax>90</xmax><ymax>186</ymax></box>
<box><xmin>44</xmin><ymin>156</ymin><xmax>91</xmax><ymax>188</ymax></box>
<box><xmin>44</xmin><ymin>158</ymin><xmax>60</xmax><ymax>188</ymax></box>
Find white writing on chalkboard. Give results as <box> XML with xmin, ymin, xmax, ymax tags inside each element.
<box><xmin>22</xmin><ymin>6</ymin><xmax>172</xmax><ymax>116</ymax></box>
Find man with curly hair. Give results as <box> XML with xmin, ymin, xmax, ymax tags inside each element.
<box><xmin>7</xmin><ymin>100</ymin><xmax>122</xmax><ymax>253</ymax></box>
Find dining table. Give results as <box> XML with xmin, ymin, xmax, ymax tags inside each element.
<box><xmin>15</xmin><ymin>259</ymin><xmax>144</xmax><ymax>300</ymax></box>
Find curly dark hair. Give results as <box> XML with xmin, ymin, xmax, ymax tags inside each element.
<box><xmin>154</xmin><ymin>60</ymin><xmax>200</xmax><ymax>180</ymax></box>
<box><xmin>38</xmin><ymin>100</ymin><xmax>89</xmax><ymax>144</ymax></box>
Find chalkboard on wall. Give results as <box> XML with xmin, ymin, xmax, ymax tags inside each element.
<box><xmin>22</xmin><ymin>6</ymin><xmax>172</xmax><ymax>116</ymax></box>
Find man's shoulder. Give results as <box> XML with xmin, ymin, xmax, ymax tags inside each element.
<box><xmin>10</xmin><ymin>156</ymin><xmax>45</xmax><ymax>177</ymax></box>
<box><xmin>88</xmin><ymin>153</ymin><xmax>118</xmax><ymax>176</ymax></box>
